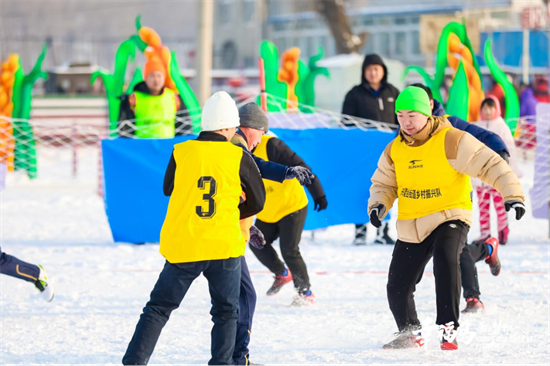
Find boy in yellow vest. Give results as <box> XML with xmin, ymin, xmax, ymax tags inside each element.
<box><xmin>122</xmin><ymin>91</ymin><xmax>265</xmax><ymax>365</ymax></box>
<box><xmin>252</xmin><ymin>133</ymin><xmax>327</xmax><ymax>306</ymax></box>
<box><xmin>118</xmin><ymin>58</ymin><xmax>189</xmax><ymax>138</ymax></box>
<box><xmin>368</xmin><ymin>86</ymin><xmax>525</xmax><ymax>351</ymax></box>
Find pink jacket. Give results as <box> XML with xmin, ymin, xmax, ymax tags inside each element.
<box><xmin>472</xmin><ymin>95</ymin><xmax>522</xmax><ymax>188</ymax></box>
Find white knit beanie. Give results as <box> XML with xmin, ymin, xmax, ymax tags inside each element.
<box><xmin>201</xmin><ymin>91</ymin><xmax>240</xmax><ymax>132</ymax></box>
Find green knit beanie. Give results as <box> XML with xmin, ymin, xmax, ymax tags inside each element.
<box><xmin>395</xmin><ymin>86</ymin><xmax>432</xmax><ymax>116</ymax></box>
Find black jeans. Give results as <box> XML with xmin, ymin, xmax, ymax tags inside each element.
<box><xmin>249</xmin><ymin>207</ymin><xmax>310</xmax><ymax>293</ymax></box>
<box><xmin>122</xmin><ymin>257</ymin><xmax>242</xmax><ymax>365</ymax></box>
<box><xmin>460</xmin><ymin>241</ymin><xmax>490</xmax><ymax>299</ymax></box>
<box><xmin>387</xmin><ymin>220</ymin><xmax>468</xmax><ymax>331</ymax></box>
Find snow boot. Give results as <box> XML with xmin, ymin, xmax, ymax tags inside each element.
<box><xmin>353</xmin><ymin>224</ymin><xmax>367</xmax><ymax>246</ymax></box>
<box><xmin>498</xmin><ymin>226</ymin><xmax>509</xmax><ymax>245</ymax></box>
<box><xmin>34</xmin><ymin>265</ymin><xmax>54</xmax><ymax>302</ymax></box>
<box><xmin>291</xmin><ymin>290</ymin><xmax>316</xmax><ymax>306</ymax></box>
<box><xmin>484</xmin><ymin>237</ymin><xmax>501</xmax><ymax>276</ymax></box>
<box><xmin>461</xmin><ymin>297</ymin><xmax>484</xmax><ymax>313</ymax></box>
<box><xmin>266</xmin><ymin>269</ymin><xmax>292</xmax><ymax>296</ymax></box>
<box><xmin>374</xmin><ymin>222</ymin><xmax>395</xmax><ymax>245</ymax></box>
<box><xmin>383</xmin><ymin>329</ymin><xmax>424</xmax><ymax>349</ymax></box>
<box><xmin>439</xmin><ymin>322</ymin><xmax>458</xmax><ymax>350</ymax></box>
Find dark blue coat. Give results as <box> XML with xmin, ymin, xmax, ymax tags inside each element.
<box><xmin>234</xmin><ymin>130</ymin><xmax>287</xmax><ymax>183</ymax></box>
<box><xmin>432</xmin><ymin>100</ymin><xmax>509</xmax><ymax>155</ymax></box>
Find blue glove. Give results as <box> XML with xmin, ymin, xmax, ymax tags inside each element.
<box><xmin>249</xmin><ymin>225</ymin><xmax>266</xmax><ymax>249</ymax></box>
<box><xmin>285</xmin><ymin>166</ymin><xmax>313</xmax><ymax>186</ymax></box>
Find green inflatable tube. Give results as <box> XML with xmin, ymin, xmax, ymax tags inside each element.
<box><xmin>402</xmin><ymin>66</ymin><xmax>443</xmax><ymax>103</ymax></box>
<box><xmin>300</xmin><ymin>46</ymin><xmax>329</xmax><ymax>110</ymax></box>
<box><xmin>445</xmin><ymin>61</ymin><xmax>469</xmax><ymax>121</ymax></box>
<box><xmin>91</xmin><ymin>39</ymin><xmax>137</xmax><ymax>136</ymax></box>
<box><xmin>12</xmin><ymin>44</ymin><xmax>48</xmax><ymax>179</ymax></box>
<box><xmin>484</xmin><ymin>38</ymin><xmax>520</xmax><ymax>134</ymax></box>
<box><xmin>170</xmin><ymin>52</ymin><xmax>201</xmax><ymax>133</ymax></box>
<box><xmin>260</xmin><ymin>41</ymin><xmax>287</xmax><ymax>112</ymax></box>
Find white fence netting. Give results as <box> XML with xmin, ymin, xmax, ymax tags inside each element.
<box><xmin>0</xmin><ymin>95</ymin><xmax>548</xmax><ymax>219</ymax></box>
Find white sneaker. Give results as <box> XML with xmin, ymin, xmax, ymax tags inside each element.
<box><xmin>35</xmin><ymin>265</ymin><xmax>54</xmax><ymax>302</ymax></box>
<box><xmin>291</xmin><ymin>291</ymin><xmax>316</xmax><ymax>306</ymax></box>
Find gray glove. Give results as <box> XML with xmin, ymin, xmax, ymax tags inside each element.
<box><xmin>249</xmin><ymin>225</ymin><xmax>266</xmax><ymax>249</ymax></box>
<box><xmin>369</xmin><ymin>204</ymin><xmax>386</xmax><ymax>228</ymax></box>
<box><xmin>285</xmin><ymin>166</ymin><xmax>314</xmax><ymax>186</ymax></box>
<box><xmin>505</xmin><ymin>200</ymin><xmax>525</xmax><ymax>220</ymax></box>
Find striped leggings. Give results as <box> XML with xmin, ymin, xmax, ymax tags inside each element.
<box><xmin>476</xmin><ymin>185</ymin><xmax>508</xmax><ymax>238</ymax></box>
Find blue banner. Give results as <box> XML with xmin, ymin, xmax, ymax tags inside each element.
<box><xmin>102</xmin><ymin>128</ymin><xmax>394</xmax><ymax>243</ymax></box>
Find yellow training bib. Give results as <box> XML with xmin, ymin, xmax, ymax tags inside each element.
<box><xmin>390</xmin><ymin>127</ymin><xmax>472</xmax><ymax>220</ymax></box>
<box><xmin>253</xmin><ymin>135</ymin><xmax>308</xmax><ymax>223</ymax></box>
<box><xmin>160</xmin><ymin>140</ymin><xmax>245</xmax><ymax>263</ymax></box>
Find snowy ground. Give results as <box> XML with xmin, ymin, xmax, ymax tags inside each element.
<box><xmin>1</xmin><ymin>150</ymin><xmax>549</xmax><ymax>365</ymax></box>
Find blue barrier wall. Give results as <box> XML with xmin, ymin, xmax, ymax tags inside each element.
<box><xmin>102</xmin><ymin>128</ymin><xmax>395</xmax><ymax>243</ymax></box>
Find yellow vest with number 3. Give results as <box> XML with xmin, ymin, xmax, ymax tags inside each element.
<box><xmin>253</xmin><ymin>135</ymin><xmax>308</xmax><ymax>223</ymax></box>
<box><xmin>160</xmin><ymin>140</ymin><xmax>245</xmax><ymax>263</ymax></box>
<box><xmin>391</xmin><ymin>127</ymin><xmax>472</xmax><ymax>220</ymax></box>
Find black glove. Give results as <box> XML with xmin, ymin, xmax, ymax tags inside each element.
<box><xmin>505</xmin><ymin>200</ymin><xmax>525</xmax><ymax>220</ymax></box>
<box><xmin>369</xmin><ymin>204</ymin><xmax>386</xmax><ymax>228</ymax></box>
<box><xmin>249</xmin><ymin>225</ymin><xmax>266</xmax><ymax>249</ymax></box>
<box><xmin>285</xmin><ymin>166</ymin><xmax>313</xmax><ymax>186</ymax></box>
<box><xmin>497</xmin><ymin>150</ymin><xmax>510</xmax><ymax>164</ymax></box>
<box><xmin>314</xmin><ymin>196</ymin><xmax>328</xmax><ymax>212</ymax></box>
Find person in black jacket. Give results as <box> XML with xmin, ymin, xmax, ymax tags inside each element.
<box><xmin>342</xmin><ymin>53</ymin><xmax>399</xmax><ymax>245</ymax></box>
<box><xmin>251</xmin><ymin>133</ymin><xmax>327</xmax><ymax>306</ymax></box>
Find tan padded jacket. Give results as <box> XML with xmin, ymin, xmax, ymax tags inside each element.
<box><xmin>367</xmin><ymin>116</ymin><xmax>525</xmax><ymax>243</ymax></box>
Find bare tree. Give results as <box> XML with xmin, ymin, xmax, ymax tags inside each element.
<box><xmin>314</xmin><ymin>0</ymin><xmax>366</xmax><ymax>54</ymax></box>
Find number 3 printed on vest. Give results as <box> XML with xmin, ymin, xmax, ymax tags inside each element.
<box><xmin>196</xmin><ymin>176</ymin><xmax>217</xmax><ymax>218</ymax></box>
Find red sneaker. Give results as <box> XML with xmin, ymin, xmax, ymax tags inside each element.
<box><xmin>266</xmin><ymin>269</ymin><xmax>293</xmax><ymax>296</ymax></box>
<box><xmin>461</xmin><ymin>297</ymin><xmax>484</xmax><ymax>313</ymax></box>
<box><xmin>439</xmin><ymin>322</ymin><xmax>458</xmax><ymax>351</ymax></box>
<box><xmin>484</xmin><ymin>237</ymin><xmax>501</xmax><ymax>276</ymax></box>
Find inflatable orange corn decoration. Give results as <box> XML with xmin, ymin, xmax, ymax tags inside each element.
<box><xmin>447</xmin><ymin>33</ymin><xmax>484</xmax><ymax>121</ymax></box>
<box><xmin>277</xmin><ymin>47</ymin><xmax>301</xmax><ymax>109</ymax></box>
<box><xmin>0</xmin><ymin>54</ymin><xmax>19</xmax><ymax>169</ymax></box>
<box><xmin>138</xmin><ymin>27</ymin><xmax>176</xmax><ymax>91</ymax></box>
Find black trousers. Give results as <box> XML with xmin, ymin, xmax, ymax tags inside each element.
<box><xmin>387</xmin><ymin>220</ymin><xmax>468</xmax><ymax>331</ymax></box>
<box><xmin>0</xmin><ymin>246</ymin><xmax>40</xmax><ymax>283</ymax></box>
<box><xmin>460</xmin><ymin>241</ymin><xmax>490</xmax><ymax>299</ymax></box>
<box><xmin>249</xmin><ymin>207</ymin><xmax>310</xmax><ymax>293</ymax></box>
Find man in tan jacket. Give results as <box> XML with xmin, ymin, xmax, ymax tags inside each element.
<box><xmin>368</xmin><ymin>86</ymin><xmax>525</xmax><ymax>351</ymax></box>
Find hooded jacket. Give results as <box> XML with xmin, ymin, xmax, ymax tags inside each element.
<box><xmin>342</xmin><ymin>54</ymin><xmax>400</xmax><ymax>126</ymax></box>
<box><xmin>118</xmin><ymin>81</ymin><xmax>189</xmax><ymax>137</ymax></box>
<box><xmin>368</xmin><ymin>116</ymin><xmax>524</xmax><ymax>243</ymax></box>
